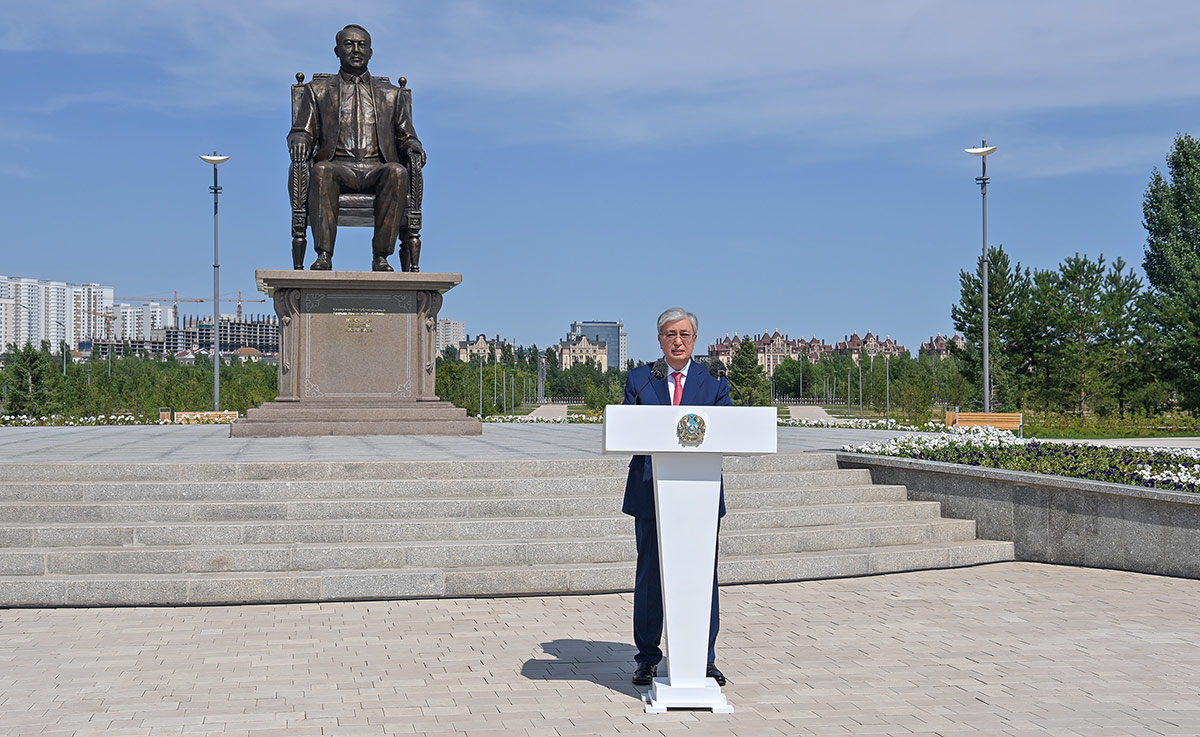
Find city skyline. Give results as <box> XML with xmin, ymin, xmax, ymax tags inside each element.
<box><xmin>1</xmin><ymin>267</ymin><xmax>938</xmax><ymax>364</ymax></box>
<box><xmin>4</xmin><ymin>3</ymin><xmax>1199</xmax><ymax>361</ymax></box>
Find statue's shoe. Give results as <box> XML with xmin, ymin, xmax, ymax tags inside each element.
<box><xmin>310</xmin><ymin>252</ymin><xmax>333</xmax><ymax>270</ymax></box>
<box><xmin>372</xmin><ymin>256</ymin><xmax>394</xmax><ymax>272</ymax></box>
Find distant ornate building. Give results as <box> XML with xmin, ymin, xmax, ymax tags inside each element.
<box><xmin>555</xmin><ymin>334</ymin><xmax>608</xmax><ymax>372</ymax></box>
<box><xmin>458</xmin><ymin>334</ymin><xmax>512</xmax><ymax>363</ymax></box>
<box><xmin>835</xmin><ymin>330</ymin><xmax>907</xmax><ymax>363</ymax></box>
<box><xmin>709</xmin><ymin>329</ymin><xmax>909</xmax><ymax>375</ymax></box>
<box><xmin>708</xmin><ymin>330</ymin><xmax>808</xmax><ymax>377</ymax></box>
<box><xmin>920</xmin><ymin>333</ymin><xmax>966</xmax><ymax>359</ymax></box>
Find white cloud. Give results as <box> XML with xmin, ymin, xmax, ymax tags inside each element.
<box><xmin>6</xmin><ymin>0</ymin><xmax>1200</xmax><ymax>167</ymax></box>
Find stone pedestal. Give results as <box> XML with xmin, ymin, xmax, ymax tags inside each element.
<box><xmin>232</xmin><ymin>270</ymin><xmax>481</xmax><ymax>437</ymax></box>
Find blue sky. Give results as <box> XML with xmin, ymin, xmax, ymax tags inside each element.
<box><xmin>3</xmin><ymin>1</ymin><xmax>1200</xmax><ymax>361</ymax></box>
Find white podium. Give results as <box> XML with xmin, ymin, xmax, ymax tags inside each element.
<box><xmin>604</xmin><ymin>405</ymin><xmax>777</xmax><ymax>713</ymax></box>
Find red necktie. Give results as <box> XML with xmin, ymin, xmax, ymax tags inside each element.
<box><xmin>672</xmin><ymin>371</ymin><xmax>683</xmax><ymax>406</ymax></box>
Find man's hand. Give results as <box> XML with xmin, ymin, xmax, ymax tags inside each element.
<box><xmin>403</xmin><ymin>141</ymin><xmax>426</xmax><ymax>168</ymax></box>
<box><xmin>289</xmin><ymin>139</ymin><xmax>311</xmax><ymax>163</ymax></box>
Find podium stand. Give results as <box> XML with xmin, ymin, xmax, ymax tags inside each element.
<box><xmin>604</xmin><ymin>405</ymin><xmax>777</xmax><ymax>714</ymax></box>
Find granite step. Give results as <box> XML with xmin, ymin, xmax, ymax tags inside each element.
<box><xmin>0</xmin><ymin>494</ymin><xmax>920</xmax><ymax>548</ymax></box>
<box><xmin>0</xmin><ymin>453</ymin><xmax>836</xmax><ymax>483</ymax></box>
<box><xmin>0</xmin><ymin>451</ymin><xmax>1016</xmax><ymax>607</ymax></box>
<box><xmin>0</xmin><ymin>468</ymin><xmax>874</xmax><ymax>502</ymax></box>
<box><xmin>0</xmin><ymin>486</ymin><xmax>918</xmax><ymax>525</ymax></box>
<box><xmin>0</xmin><ymin>517</ymin><xmax>975</xmax><ymax>576</ymax></box>
<box><xmin>0</xmin><ymin>540</ymin><xmax>1015</xmax><ymax>606</ymax></box>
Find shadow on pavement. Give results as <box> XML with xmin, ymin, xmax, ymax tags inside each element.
<box><xmin>521</xmin><ymin>638</ymin><xmax>643</xmax><ymax>699</ymax></box>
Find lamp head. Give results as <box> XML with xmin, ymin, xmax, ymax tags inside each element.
<box><xmin>200</xmin><ymin>152</ymin><xmax>230</xmax><ymax>165</ymax></box>
<box><xmin>965</xmin><ymin>146</ymin><xmax>997</xmax><ymax>157</ymax></box>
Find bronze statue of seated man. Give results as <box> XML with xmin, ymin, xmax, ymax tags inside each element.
<box><xmin>287</xmin><ymin>24</ymin><xmax>425</xmax><ymax>272</ymax></box>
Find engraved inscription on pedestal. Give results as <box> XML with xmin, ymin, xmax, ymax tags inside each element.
<box><xmin>303</xmin><ymin>292</ymin><xmax>416</xmax><ymax>398</ymax></box>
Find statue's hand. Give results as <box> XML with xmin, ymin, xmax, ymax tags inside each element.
<box><xmin>404</xmin><ymin>142</ymin><xmax>426</xmax><ymax>169</ymax></box>
<box><xmin>289</xmin><ymin>140</ymin><xmax>311</xmax><ymax>163</ymax></box>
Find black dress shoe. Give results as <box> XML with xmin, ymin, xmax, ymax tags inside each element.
<box><xmin>310</xmin><ymin>252</ymin><xmax>332</xmax><ymax>270</ymax></box>
<box><xmin>372</xmin><ymin>255</ymin><xmax>394</xmax><ymax>272</ymax></box>
<box><xmin>632</xmin><ymin>662</ymin><xmax>657</xmax><ymax>686</ymax></box>
<box><xmin>706</xmin><ymin>663</ymin><xmax>727</xmax><ymax>686</ymax></box>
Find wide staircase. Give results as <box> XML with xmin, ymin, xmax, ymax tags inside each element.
<box><xmin>0</xmin><ymin>453</ymin><xmax>1013</xmax><ymax>606</ymax></box>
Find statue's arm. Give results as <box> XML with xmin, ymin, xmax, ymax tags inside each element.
<box><xmin>288</xmin><ymin>84</ymin><xmax>319</xmax><ymax>162</ymax></box>
<box><xmin>395</xmin><ymin>88</ymin><xmax>424</xmax><ymax>168</ymax></box>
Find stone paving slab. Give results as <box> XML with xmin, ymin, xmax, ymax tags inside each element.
<box><xmin>3</xmin><ymin>562</ymin><xmax>1200</xmax><ymax>736</ymax></box>
<box><xmin>4</xmin><ymin>424</ymin><xmax>1197</xmax><ymax>466</ymax></box>
<box><xmin>0</xmin><ymin>425</ymin><xmax>915</xmax><ymax>464</ymax></box>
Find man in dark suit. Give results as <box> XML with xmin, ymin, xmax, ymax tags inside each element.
<box><xmin>623</xmin><ymin>307</ymin><xmax>732</xmax><ymax>687</ymax></box>
<box><xmin>288</xmin><ymin>24</ymin><xmax>425</xmax><ymax>272</ymax></box>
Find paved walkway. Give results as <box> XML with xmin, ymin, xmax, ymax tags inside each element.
<box><xmin>3</xmin><ymin>562</ymin><xmax>1199</xmax><ymax>736</ymax></box>
<box><xmin>1</xmin><ymin>424</ymin><xmax>1198</xmax><ymax>464</ymax></box>
<box><xmin>0</xmin><ymin>425</ymin><xmax>917</xmax><ymax>463</ymax></box>
<box><xmin>787</xmin><ymin>406</ymin><xmax>836</xmax><ymax>421</ymax></box>
<box><xmin>527</xmin><ymin>404</ymin><xmax>569</xmax><ymax>420</ymax></box>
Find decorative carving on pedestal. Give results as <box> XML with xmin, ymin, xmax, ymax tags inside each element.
<box><xmin>273</xmin><ymin>288</ymin><xmax>302</xmax><ymax>400</ymax></box>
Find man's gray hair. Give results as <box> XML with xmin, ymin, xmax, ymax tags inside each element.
<box><xmin>337</xmin><ymin>24</ymin><xmax>371</xmax><ymax>43</ymax></box>
<box><xmin>657</xmin><ymin>308</ymin><xmax>698</xmax><ymax>335</ymax></box>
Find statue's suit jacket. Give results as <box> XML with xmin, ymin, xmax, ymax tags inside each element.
<box><xmin>288</xmin><ymin>73</ymin><xmax>420</xmax><ymax>163</ymax></box>
<box><xmin>621</xmin><ymin>362</ymin><xmax>733</xmax><ymax>519</ymax></box>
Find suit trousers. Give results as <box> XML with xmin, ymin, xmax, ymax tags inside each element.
<box><xmin>309</xmin><ymin>157</ymin><xmax>409</xmax><ymax>257</ymax></box>
<box><xmin>633</xmin><ymin>515</ymin><xmax>720</xmax><ymax>666</ymax></box>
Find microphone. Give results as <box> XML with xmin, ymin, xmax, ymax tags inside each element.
<box><xmin>706</xmin><ymin>358</ymin><xmax>748</xmax><ymax>405</ymax></box>
<box><xmin>633</xmin><ymin>358</ymin><xmax>668</xmax><ymax>403</ymax></box>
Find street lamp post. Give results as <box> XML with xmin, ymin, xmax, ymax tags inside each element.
<box><xmin>966</xmin><ymin>141</ymin><xmax>996</xmax><ymax>412</ymax></box>
<box><xmin>54</xmin><ymin>320</ymin><xmax>66</xmax><ymax>375</ymax></box>
<box><xmin>200</xmin><ymin>152</ymin><xmax>230</xmax><ymax>412</ymax></box>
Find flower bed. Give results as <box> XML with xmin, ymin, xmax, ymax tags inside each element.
<box><xmin>0</xmin><ymin>413</ymin><xmax>239</xmax><ymax>426</ymax></box>
<box><xmin>482</xmin><ymin>414</ymin><xmax>944</xmax><ymax>430</ymax></box>
<box><xmin>0</xmin><ymin>414</ymin><xmax>145</xmax><ymax>427</ymax></box>
<box><xmin>847</xmin><ymin>426</ymin><xmax>1200</xmax><ymax>493</ymax></box>
<box><xmin>778</xmin><ymin>417</ymin><xmax>938</xmax><ymax>432</ymax></box>
<box><xmin>482</xmin><ymin>414</ymin><xmax>603</xmax><ymax>424</ymax></box>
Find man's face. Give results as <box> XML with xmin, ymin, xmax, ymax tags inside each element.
<box><xmin>335</xmin><ymin>28</ymin><xmax>372</xmax><ymax>74</ymax></box>
<box><xmin>658</xmin><ymin>317</ymin><xmax>696</xmax><ymax>371</ymax></box>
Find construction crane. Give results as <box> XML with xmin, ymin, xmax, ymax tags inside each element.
<box><xmin>79</xmin><ymin>308</ymin><xmax>116</xmax><ymax>341</ymax></box>
<box><xmin>114</xmin><ymin>291</ymin><xmax>268</xmax><ymax>328</ymax></box>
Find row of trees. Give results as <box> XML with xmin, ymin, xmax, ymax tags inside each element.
<box><xmin>949</xmin><ymin>133</ymin><xmax>1200</xmax><ymax>416</ymax></box>
<box><xmin>725</xmin><ymin>337</ymin><xmax>971</xmax><ymax>422</ymax></box>
<box><xmin>1</xmin><ymin>342</ymin><xmax>277</xmax><ymax>417</ymax></box>
<box><xmin>436</xmin><ymin>347</ymin><xmax>625</xmax><ymax>415</ymax></box>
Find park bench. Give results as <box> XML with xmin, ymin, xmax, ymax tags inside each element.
<box><xmin>171</xmin><ymin>411</ymin><xmax>240</xmax><ymax>424</ymax></box>
<box><xmin>945</xmin><ymin>410</ymin><xmax>1024</xmax><ymax>438</ymax></box>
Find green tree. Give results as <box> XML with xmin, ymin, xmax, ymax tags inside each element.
<box><xmin>951</xmin><ymin>244</ymin><xmax>1034</xmax><ymax>411</ymax></box>
<box><xmin>1143</xmin><ymin>133</ymin><xmax>1200</xmax><ymax>293</ymax></box>
<box><xmin>892</xmin><ymin>359</ymin><xmax>936</xmax><ymax>424</ymax></box>
<box><xmin>727</xmin><ymin>339</ymin><xmax>770</xmax><ymax>406</ymax></box>
<box><xmin>1142</xmin><ymin>134</ymin><xmax>1200</xmax><ymax>414</ymax></box>
<box><xmin>1098</xmin><ymin>258</ymin><xmax>1146</xmax><ymax>418</ymax></box>
<box><xmin>1</xmin><ymin>342</ymin><xmax>62</xmax><ymax>416</ymax></box>
<box><xmin>1030</xmin><ymin>254</ymin><xmax>1109</xmax><ymax>416</ymax></box>
<box><xmin>772</xmin><ymin>357</ymin><xmax>806</xmax><ymax>399</ymax></box>
<box><xmin>1144</xmin><ymin>262</ymin><xmax>1200</xmax><ymax>412</ymax></box>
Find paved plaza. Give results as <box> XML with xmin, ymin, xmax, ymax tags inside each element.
<box><xmin>3</xmin><ymin>562</ymin><xmax>1200</xmax><ymax>736</ymax></box>
<box><xmin>0</xmin><ymin>424</ymin><xmax>915</xmax><ymax>464</ymax></box>
<box><xmin>4</xmin><ymin>424</ymin><xmax>1200</xmax><ymax>735</ymax></box>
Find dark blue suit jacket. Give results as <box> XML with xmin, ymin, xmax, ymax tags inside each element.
<box><xmin>621</xmin><ymin>361</ymin><xmax>733</xmax><ymax>519</ymax></box>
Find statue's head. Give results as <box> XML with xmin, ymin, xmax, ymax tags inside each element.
<box><xmin>335</xmin><ymin>24</ymin><xmax>372</xmax><ymax>74</ymax></box>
